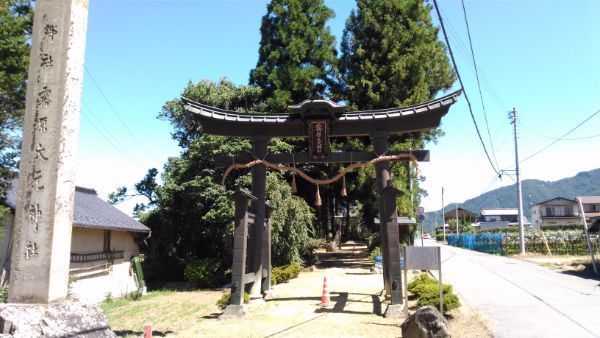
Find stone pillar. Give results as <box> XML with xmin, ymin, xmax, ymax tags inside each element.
<box><xmin>261</xmin><ymin>202</ymin><xmax>274</xmax><ymax>296</ymax></box>
<box><xmin>8</xmin><ymin>0</ymin><xmax>88</xmax><ymax>303</ymax></box>
<box><xmin>248</xmin><ymin>135</ymin><xmax>268</xmax><ymax>299</ymax></box>
<box><xmin>371</xmin><ymin>131</ymin><xmax>404</xmax><ymax>316</ymax></box>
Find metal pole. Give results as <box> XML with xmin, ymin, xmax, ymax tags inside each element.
<box><xmin>577</xmin><ymin>197</ymin><xmax>598</xmax><ymax>274</ymax></box>
<box><xmin>420</xmin><ymin>221</ymin><xmax>424</xmax><ymax>247</ymax></box>
<box><xmin>510</xmin><ymin>108</ymin><xmax>526</xmax><ymax>254</ymax></box>
<box><xmin>442</xmin><ymin>187</ymin><xmax>446</xmax><ymax>242</ymax></box>
<box><xmin>455</xmin><ymin>203</ymin><xmax>459</xmax><ymax>236</ymax></box>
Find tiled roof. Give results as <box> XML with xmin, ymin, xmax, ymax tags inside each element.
<box><xmin>531</xmin><ymin>197</ymin><xmax>577</xmax><ymax>207</ymax></box>
<box><xmin>5</xmin><ymin>180</ymin><xmax>150</xmax><ymax>233</ymax></box>
<box><xmin>184</xmin><ymin>90</ymin><xmax>462</xmax><ymax>124</ymax></box>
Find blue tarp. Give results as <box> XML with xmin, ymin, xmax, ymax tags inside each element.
<box><xmin>447</xmin><ymin>233</ymin><xmax>504</xmax><ymax>255</ymax></box>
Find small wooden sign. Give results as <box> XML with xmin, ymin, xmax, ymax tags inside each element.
<box><xmin>309</xmin><ymin>120</ymin><xmax>330</xmax><ymax>159</ymax></box>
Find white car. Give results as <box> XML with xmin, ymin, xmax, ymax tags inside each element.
<box><xmin>422</xmin><ymin>233</ymin><xmax>432</xmax><ymax>239</ymax></box>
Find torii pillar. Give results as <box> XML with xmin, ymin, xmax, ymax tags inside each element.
<box><xmin>248</xmin><ymin>135</ymin><xmax>269</xmax><ymax>300</ymax></box>
<box><xmin>371</xmin><ymin>131</ymin><xmax>404</xmax><ymax>317</ymax></box>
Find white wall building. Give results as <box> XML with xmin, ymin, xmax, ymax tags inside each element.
<box><xmin>2</xmin><ymin>182</ymin><xmax>150</xmax><ymax>304</ymax></box>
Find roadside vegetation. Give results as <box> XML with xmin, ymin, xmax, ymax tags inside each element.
<box><xmin>407</xmin><ymin>273</ymin><xmax>461</xmax><ymax>314</ymax></box>
<box><xmin>440</xmin><ymin>225</ymin><xmax>600</xmax><ymax>256</ymax></box>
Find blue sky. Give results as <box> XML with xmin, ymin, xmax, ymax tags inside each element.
<box><xmin>77</xmin><ymin>0</ymin><xmax>600</xmax><ymax>215</ymax></box>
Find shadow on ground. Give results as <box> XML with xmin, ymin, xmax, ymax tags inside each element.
<box><xmin>560</xmin><ymin>263</ymin><xmax>600</xmax><ymax>282</ymax></box>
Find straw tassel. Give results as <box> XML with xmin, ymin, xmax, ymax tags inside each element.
<box><xmin>291</xmin><ymin>173</ymin><xmax>297</xmax><ymax>194</ymax></box>
<box><xmin>315</xmin><ymin>185</ymin><xmax>322</xmax><ymax>207</ymax></box>
<box><xmin>341</xmin><ymin>175</ymin><xmax>347</xmax><ymax>197</ymax></box>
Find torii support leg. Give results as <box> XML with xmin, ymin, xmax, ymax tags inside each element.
<box><xmin>261</xmin><ymin>205</ymin><xmax>274</xmax><ymax>298</ymax></box>
<box><xmin>222</xmin><ymin>189</ymin><xmax>256</xmax><ymax>319</ymax></box>
<box><xmin>248</xmin><ymin>135</ymin><xmax>269</xmax><ymax>300</ymax></box>
<box><xmin>371</xmin><ymin>131</ymin><xmax>404</xmax><ymax>317</ymax></box>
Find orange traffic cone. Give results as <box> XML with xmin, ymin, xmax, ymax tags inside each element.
<box><xmin>143</xmin><ymin>322</ymin><xmax>152</xmax><ymax>338</ymax></box>
<box><xmin>320</xmin><ymin>276</ymin><xmax>331</xmax><ymax>307</ymax></box>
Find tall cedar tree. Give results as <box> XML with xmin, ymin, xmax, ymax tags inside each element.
<box><xmin>249</xmin><ymin>0</ymin><xmax>340</xmax><ymax>237</ymax></box>
<box><xmin>0</xmin><ymin>0</ymin><xmax>32</xmax><ymax>208</ymax></box>
<box><xmin>249</xmin><ymin>0</ymin><xmax>338</xmax><ymax>113</ymax></box>
<box><xmin>339</xmin><ymin>0</ymin><xmax>455</xmax><ymax>242</ymax></box>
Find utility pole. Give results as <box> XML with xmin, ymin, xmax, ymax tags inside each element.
<box><xmin>509</xmin><ymin>108</ymin><xmax>526</xmax><ymax>254</ymax></box>
<box><xmin>577</xmin><ymin>197</ymin><xmax>598</xmax><ymax>274</ymax></box>
<box><xmin>442</xmin><ymin>187</ymin><xmax>446</xmax><ymax>242</ymax></box>
<box><xmin>455</xmin><ymin>203</ymin><xmax>459</xmax><ymax>236</ymax></box>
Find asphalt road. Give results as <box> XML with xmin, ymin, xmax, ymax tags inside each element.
<box><xmin>425</xmin><ymin>240</ymin><xmax>600</xmax><ymax>338</ymax></box>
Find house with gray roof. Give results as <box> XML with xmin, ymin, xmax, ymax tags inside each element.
<box><xmin>1</xmin><ymin>180</ymin><xmax>150</xmax><ymax>303</ymax></box>
<box><xmin>531</xmin><ymin>197</ymin><xmax>580</xmax><ymax>228</ymax></box>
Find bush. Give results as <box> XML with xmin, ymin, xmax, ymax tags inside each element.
<box><xmin>408</xmin><ymin>273</ymin><xmax>461</xmax><ymax>313</ymax></box>
<box><xmin>417</xmin><ymin>291</ymin><xmax>461</xmax><ymax>312</ymax></box>
<box><xmin>271</xmin><ymin>263</ymin><xmax>302</xmax><ymax>285</ymax></box>
<box><xmin>184</xmin><ymin>258</ymin><xmax>222</xmax><ymax>288</ymax></box>
<box><xmin>129</xmin><ymin>290</ymin><xmax>143</xmax><ymax>301</ymax></box>
<box><xmin>407</xmin><ymin>273</ymin><xmax>435</xmax><ymax>292</ymax></box>
<box><xmin>0</xmin><ymin>288</ymin><xmax>8</xmax><ymax>303</ymax></box>
<box><xmin>369</xmin><ymin>246</ymin><xmax>381</xmax><ymax>262</ymax></box>
<box><xmin>368</xmin><ymin>233</ymin><xmax>380</xmax><ymax>252</ymax></box>
<box><xmin>216</xmin><ymin>292</ymin><xmax>250</xmax><ymax>309</ymax></box>
<box><xmin>308</xmin><ymin>238</ymin><xmax>328</xmax><ymax>250</ymax></box>
<box><xmin>301</xmin><ymin>244</ymin><xmax>320</xmax><ymax>266</ymax></box>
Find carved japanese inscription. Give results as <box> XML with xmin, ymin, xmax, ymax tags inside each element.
<box><xmin>309</xmin><ymin>120</ymin><xmax>330</xmax><ymax>159</ymax></box>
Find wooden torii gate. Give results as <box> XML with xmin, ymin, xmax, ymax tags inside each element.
<box><xmin>184</xmin><ymin>90</ymin><xmax>461</xmax><ymax>317</ymax></box>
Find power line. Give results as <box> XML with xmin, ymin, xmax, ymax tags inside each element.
<box><xmin>84</xmin><ymin>67</ymin><xmax>162</xmax><ymax>164</ymax></box>
<box><xmin>80</xmin><ymin>108</ymin><xmax>148</xmax><ymax>171</ymax></box>
<box><xmin>521</xmin><ymin>106</ymin><xmax>600</xmax><ymax>163</ymax></box>
<box><xmin>432</xmin><ymin>0</ymin><xmax>500</xmax><ymax>176</ymax></box>
<box><xmin>460</xmin><ymin>0</ymin><xmax>499</xmax><ymax>169</ymax></box>
<box><xmin>83</xmin><ymin>102</ymin><xmax>148</xmax><ymax>164</ymax></box>
<box><xmin>522</xmin><ymin>124</ymin><xmax>600</xmax><ymax>141</ymax></box>
<box><xmin>439</xmin><ymin>11</ymin><xmax>508</xmax><ymax>112</ymax></box>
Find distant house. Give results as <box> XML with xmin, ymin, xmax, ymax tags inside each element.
<box><xmin>1</xmin><ymin>181</ymin><xmax>150</xmax><ymax>304</ymax></box>
<box><xmin>478</xmin><ymin>208</ymin><xmax>530</xmax><ymax>230</ymax></box>
<box><xmin>443</xmin><ymin>208</ymin><xmax>477</xmax><ymax>224</ymax></box>
<box><xmin>578</xmin><ymin>196</ymin><xmax>600</xmax><ymax>222</ymax></box>
<box><xmin>531</xmin><ymin>197</ymin><xmax>579</xmax><ymax>227</ymax></box>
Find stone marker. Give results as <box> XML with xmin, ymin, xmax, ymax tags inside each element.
<box><xmin>8</xmin><ymin>0</ymin><xmax>88</xmax><ymax>303</ymax></box>
<box><xmin>400</xmin><ymin>305</ymin><xmax>451</xmax><ymax>338</ymax></box>
<box><xmin>0</xmin><ymin>303</ymin><xmax>115</xmax><ymax>337</ymax></box>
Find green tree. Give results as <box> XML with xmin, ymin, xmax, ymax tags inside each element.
<box><xmin>249</xmin><ymin>0</ymin><xmax>341</xmax><ymax>238</ymax></box>
<box><xmin>0</xmin><ymin>0</ymin><xmax>32</xmax><ymax>205</ymax></box>
<box><xmin>108</xmin><ymin>168</ymin><xmax>160</xmax><ymax>216</ymax></box>
<box><xmin>339</xmin><ymin>0</ymin><xmax>454</xmax><ymax>109</ymax></box>
<box><xmin>338</xmin><ymin>0</ymin><xmax>455</xmax><ymax>243</ymax></box>
<box><xmin>267</xmin><ymin>173</ymin><xmax>314</xmax><ymax>266</ymax></box>
<box><xmin>139</xmin><ymin>78</ymin><xmax>315</xmax><ymax>283</ymax></box>
<box><xmin>249</xmin><ymin>0</ymin><xmax>338</xmax><ymax>113</ymax></box>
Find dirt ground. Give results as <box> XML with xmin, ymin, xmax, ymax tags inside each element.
<box><xmin>179</xmin><ymin>242</ymin><xmax>491</xmax><ymax>337</ymax></box>
<box><xmin>106</xmin><ymin>242</ymin><xmax>492</xmax><ymax>337</ymax></box>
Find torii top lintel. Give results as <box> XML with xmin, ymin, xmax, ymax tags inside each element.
<box><xmin>183</xmin><ymin>89</ymin><xmax>462</xmax><ymax>138</ymax></box>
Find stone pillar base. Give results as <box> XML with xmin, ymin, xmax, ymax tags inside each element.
<box><xmin>219</xmin><ymin>305</ymin><xmax>247</xmax><ymax>320</ymax></box>
<box><xmin>0</xmin><ymin>303</ymin><xmax>115</xmax><ymax>337</ymax></box>
<box><xmin>384</xmin><ymin>304</ymin><xmax>405</xmax><ymax>318</ymax></box>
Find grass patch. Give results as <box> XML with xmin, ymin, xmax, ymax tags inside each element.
<box><xmin>101</xmin><ymin>289</ymin><xmax>221</xmax><ymax>336</ymax></box>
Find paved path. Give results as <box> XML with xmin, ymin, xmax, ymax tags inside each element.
<box><xmin>429</xmin><ymin>240</ymin><xmax>600</xmax><ymax>337</ymax></box>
